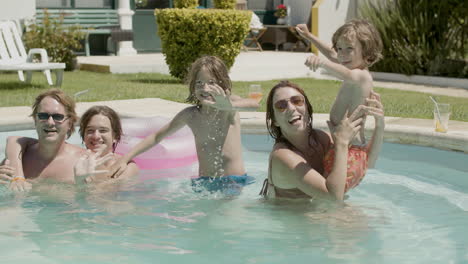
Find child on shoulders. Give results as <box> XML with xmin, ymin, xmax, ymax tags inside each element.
<box><xmin>296</xmin><ymin>19</ymin><xmax>385</xmax><ymax>192</ymax></box>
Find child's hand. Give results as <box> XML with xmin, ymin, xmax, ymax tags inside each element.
<box><xmin>331</xmin><ymin>107</ymin><xmax>365</xmax><ymax>146</ymax></box>
<box><xmin>74</xmin><ymin>147</ymin><xmax>113</xmax><ymax>184</ymax></box>
<box><xmin>365</xmin><ymin>91</ymin><xmax>385</xmax><ymax>128</ymax></box>
<box><xmin>9</xmin><ymin>176</ymin><xmax>32</xmax><ymax>192</ymax></box>
<box><xmin>0</xmin><ymin>160</ymin><xmax>31</xmax><ymax>192</ymax></box>
<box><xmin>207</xmin><ymin>83</ymin><xmax>233</xmax><ymax>111</ymax></box>
<box><xmin>0</xmin><ymin>159</ymin><xmax>16</xmax><ymax>184</ymax></box>
<box><xmin>305</xmin><ymin>54</ymin><xmax>323</xmax><ymax>71</ymax></box>
<box><xmin>108</xmin><ymin>158</ymin><xmax>128</xmax><ymax>179</ymax></box>
<box><xmin>295</xmin><ymin>24</ymin><xmax>311</xmax><ymax>40</ymax></box>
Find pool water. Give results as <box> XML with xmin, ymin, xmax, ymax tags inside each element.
<box><xmin>1</xmin><ymin>130</ymin><xmax>468</xmax><ymax>264</ymax></box>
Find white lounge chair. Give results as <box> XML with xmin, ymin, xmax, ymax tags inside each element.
<box><xmin>0</xmin><ymin>21</ymin><xmax>65</xmax><ymax>86</ymax></box>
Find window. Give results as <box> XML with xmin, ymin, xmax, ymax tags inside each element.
<box><xmin>136</xmin><ymin>0</ymin><xmax>171</xmax><ymax>9</ymax></box>
<box><xmin>37</xmin><ymin>0</ymin><xmax>113</xmax><ymax>9</ymax></box>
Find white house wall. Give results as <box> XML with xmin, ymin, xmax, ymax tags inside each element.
<box><xmin>317</xmin><ymin>0</ymin><xmax>358</xmax><ymax>56</ymax></box>
<box><xmin>0</xmin><ymin>0</ymin><xmax>36</xmax><ymax>20</ymax></box>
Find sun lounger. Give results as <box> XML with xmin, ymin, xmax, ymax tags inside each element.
<box><xmin>0</xmin><ymin>20</ymin><xmax>65</xmax><ymax>86</ymax></box>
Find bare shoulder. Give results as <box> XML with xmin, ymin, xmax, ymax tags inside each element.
<box><xmin>271</xmin><ymin>142</ymin><xmax>291</xmax><ymax>158</ymax></box>
<box><xmin>7</xmin><ymin>136</ymin><xmax>37</xmax><ymax>144</ymax></box>
<box><xmin>348</xmin><ymin>68</ymin><xmax>372</xmax><ymax>85</ymax></box>
<box><xmin>178</xmin><ymin>106</ymin><xmax>199</xmax><ymax>122</ymax></box>
<box><xmin>271</xmin><ymin>142</ymin><xmax>305</xmax><ymax>165</ymax></box>
<box><xmin>343</xmin><ymin>69</ymin><xmax>373</xmax><ymax>102</ymax></box>
<box><xmin>7</xmin><ymin>135</ymin><xmax>23</xmax><ymax>141</ymax></box>
<box><xmin>181</xmin><ymin>105</ymin><xmax>198</xmax><ymax>115</ymax></box>
<box><xmin>65</xmin><ymin>143</ymin><xmax>85</xmax><ymax>155</ymax></box>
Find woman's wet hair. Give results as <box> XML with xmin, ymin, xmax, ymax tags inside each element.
<box><xmin>185</xmin><ymin>55</ymin><xmax>232</xmax><ymax>105</ymax></box>
<box><xmin>79</xmin><ymin>105</ymin><xmax>122</xmax><ymax>151</ymax></box>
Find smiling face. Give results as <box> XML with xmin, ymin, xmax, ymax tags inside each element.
<box><xmin>186</xmin><ymin>56</ymin><xmax>232</xmax><ymax>105</ymax></box>
<box><xmin>34</xmin><ymin>96</ymin><xmax>71</xmax><ymax>143</ymax></box>
<box><xmin>335</xmin><ymin>35</ymin><xmax>366</xmax><ymax>70</ymax></box>
<box><xmin>194</xmin><ymin>67</ymin><xmax>219</xmax><ymax>106</ymax></box>
<box><xmin>83</xmin><ymin>114</ymin><xmax>114</xmax><ymax>154</ymax></box>
<box><xmin>272</xmin><ymin>87</ymin><xmax>309</xmax><ymax>134</ymax></box>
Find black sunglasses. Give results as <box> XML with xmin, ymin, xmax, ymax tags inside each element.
<box><xmin>274</xmin><ymin>96</ymin><xmax>305</xmax><ymax>112</ymax></box>
<box><xmin>37</xmin><ymin>112</ymin><xmax>68</xmax><ymax>122</ymax></box>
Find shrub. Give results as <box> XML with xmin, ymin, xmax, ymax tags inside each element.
<box><xmin>360</xmin><ymin>0</ymin><xmax>468</xmax><ymax>78</ymax></box>
<box><xmin>173</xmin><ymin>0</ymin><xmax>198</xmax><ymax>9</ymax></box>
<box><xmin>23</xmin><ymin>9</ymin><xmax>85</xmax><ymax>71</ymax></box>
<box><xmin>213</xmin><ymin>0</ymin><xmax>236</xmax><ymax>9</ymax></box>
<box><xmin>156</xmin><ymin>8</ymin><xmax>251</xmax><ymax>79</ymax></box>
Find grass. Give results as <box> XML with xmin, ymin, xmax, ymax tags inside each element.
<box><xmin>1</xmin><ymin>71</ymin><xmax>467</xmax><ymax>121</ymax></box>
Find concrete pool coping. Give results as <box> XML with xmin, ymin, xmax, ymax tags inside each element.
<box><xmin>1</xmin><ymin>98</ymin><xmax>467</xmax><ymax>154</ymax></box>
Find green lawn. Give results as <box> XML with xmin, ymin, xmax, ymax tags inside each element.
<box><xmin>1</xmin><ymin>71</ymin><xmax>467</xmax><ymax>121</ymax></box>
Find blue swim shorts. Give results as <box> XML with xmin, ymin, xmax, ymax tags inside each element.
<box><xmin>191</xmin><ymin>174</ymin><xmax>256</xmax><ymax>195</ymax></box>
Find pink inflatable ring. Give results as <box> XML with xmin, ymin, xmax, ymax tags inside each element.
<box><xmin>115</xmin><ymin>116</ymin><xmax>198</xmax><ymax>179</ymax></box>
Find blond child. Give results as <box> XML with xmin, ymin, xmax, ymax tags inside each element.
<box><xmin>296</xmin><ymin>19</ymin><xmax>385</xmax><ymax>191</ymax></box>
<box><xmin>110</xmin><ymin>56</ymin><xmax>259</xmax><ymax>194</ymax></box>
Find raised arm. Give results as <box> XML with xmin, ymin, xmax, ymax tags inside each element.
<box><xmin>230</xmin><ymin>95</ymin><xmax>260</xmax><ymax>111</ymax></box>
<box><xmin>305</xmin><ymin>53</ymin><xmax>370</xmax><ymax>84</ymax></box>
<box><xmin>364</xmin><ymin>91</ymin><xmax>385</xmax><ymax>168</ymax></box>
<box><xmin>207</xmin><ymin>84</ymin><xmax>260</xmax><ymax>111</ymax></box>
<box><xmin>295</xmin><ymin>24</ymin><xmax>338</xmax><ymax>63</ymax></box>
<box><xmin>110</xmin><ymin>108</ymin><xmax>190</xmax><ymax>177</ymax></box>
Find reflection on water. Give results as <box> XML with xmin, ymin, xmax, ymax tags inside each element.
<box><xmin>0</xmin><ymin>132</ymin><xmax>468</xmax><ymax>263</ymax></box>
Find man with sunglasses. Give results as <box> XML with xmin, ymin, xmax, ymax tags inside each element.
<box><xmin>3</xmin><ymin>89</ymin><xmax>84</xmax><ymax>191</ymax></box>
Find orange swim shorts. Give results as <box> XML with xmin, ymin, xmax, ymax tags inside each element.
<box><xmin>323</xmin><ymin>145</ymin><xmax>369</xmax><ymax>192</ymax></box>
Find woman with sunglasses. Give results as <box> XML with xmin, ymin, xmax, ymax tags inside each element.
<box><xmin>260</xmin><ymin>80</ymin><xmax>384</xmax><ymax>201</ymax></box>
<box><xmin>2</xmin><ymin>89</ymin><xmax>84</xmax><ymax>191</ymax></box>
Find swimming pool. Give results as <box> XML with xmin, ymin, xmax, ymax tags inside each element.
<box><xmin>1</xmin><ymin>130</ymin><xmax>468</xmax><ymax>264</ymax></box>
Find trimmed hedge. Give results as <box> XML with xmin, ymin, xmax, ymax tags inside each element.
<box><xmin>213</xmin><ymin>0</ymin><xmax>236</xmax><ymax>9</ymax></box>
<box><xmin>173</xmin><ymin>0</ymin><xmax>198</xmax><ymax>9</ymax></box>
<box><xmin>155</xmin><ymin>8</ymin><xmax>251</xmax><ymax>79</ymax></box>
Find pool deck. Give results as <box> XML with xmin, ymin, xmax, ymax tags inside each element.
<box><xmin>1</xmin><ymin>51</ymin><xmax>468</xmax><ymax>153</ymax></box>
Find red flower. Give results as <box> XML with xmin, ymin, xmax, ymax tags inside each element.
<box><xmin>277</xmin><ymin>4</ymin><xmax>286</xmax><ymax>10</ymax></box>
<box><xmin>274</xmin><ymin>4</ymin><xmax>287</xmax><ymax>18</ymax></box>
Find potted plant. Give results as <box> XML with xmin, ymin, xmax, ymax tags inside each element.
<box><xmin>24</xmin><ymin>10</ymin><xmax>84</xmax><ymax>71</ymax></box>
<box><xmin>274</xmin><ymin>4</ymin><xmax>287</xmax><ymax>25</ymax></box>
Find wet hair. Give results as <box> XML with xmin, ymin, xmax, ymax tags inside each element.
<box><xmin>332</xmin><ymin>19</ymin><xmax>383</xmax><ymax>67</ymax></box>
<box><xmin>266</xmin><ymin>80</ymin><xmax>318</xmax><ymax>147</ymax></box>
<box><xmin>185</xmin><ymin>55</ymin><xmax>232</xmax><ymax>105</ymax></box>
<box><xmin>79</xmin><ymin>105</ymin><xmax>122</xmax><ymax>151</ymax></box>
<box><xmin>30</xmin><ymin>88</ymin><xmax>77</xmax><ymax>138</ymax></box>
